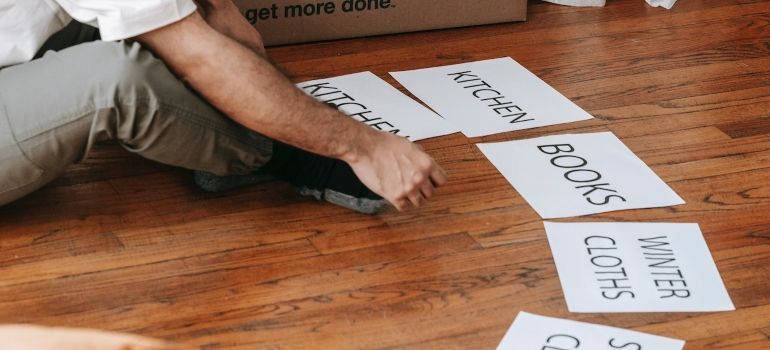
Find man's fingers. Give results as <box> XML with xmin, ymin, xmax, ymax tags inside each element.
<box><xmin>392</xmin><ymin>197</ymin><xmax>409</xmax><ymax>211</ymax></box>
<box><xmin>407</xmin><ymin>157</ymin><xmax>443</xmax><ymax>207</ymax></box>
<box><xmin>420</xmin><ymin>181</ymin><xmax>435</xmax><ymax>199</ymax></box>
<box><xmin>407</xmin><ymin>192</ymin><xmax>424</xmax><ymax>208</ymax></box>
<box><xmin>429</xmin><ymin>162</ymin><xmax>448</xmax><ymax>187</ymax></box>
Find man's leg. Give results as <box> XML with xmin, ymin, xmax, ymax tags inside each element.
<box><xmin>0</xmin><ymin>40</ymin><xmax>272</xmax><ymax>206</ymax></box>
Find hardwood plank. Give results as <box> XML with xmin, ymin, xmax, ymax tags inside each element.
<box><xmin>1</xmin><ymin>0</ymin><xmax>769</xmax><ymax>349</ymax></box>
<box><xmin>0</xmin><ymin>234</ymin><xmax>479</xmax><ymax>323</ymax></box>
<box><xmin>718</xmin><ymin>116</ymin><xmax>770</xmax><ymax>138</ymax></box>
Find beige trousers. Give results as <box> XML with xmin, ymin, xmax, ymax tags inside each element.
<box><xmin>0</xmin><ymin>39</ymin><xmax>272</xmax><ymax>206</ymax></box>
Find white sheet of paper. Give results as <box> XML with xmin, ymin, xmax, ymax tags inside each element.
<box><xmin>498</xmin><ymin>312</ymin><xmax>685</xmax><ymax>350</ymax></box>
<box><xmin>545</xmin><ymin>222</ymin><xmax>735</xmax><ymax>312</ymax></box>
<box><xmin>389</xmin><ymin>57</ymin><xmax>593</xmax><ymax>137</ymax></box>
<box><xmin>296</xmin><ymin>71</ymin><xmax>459</xmax><ymax>141</ymax></box>
<box><xmin>476</xmin><ymin>131</ymin><xmax>684</xmax><ymax>218</ymax></box>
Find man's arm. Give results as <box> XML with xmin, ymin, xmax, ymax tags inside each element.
<box><xmin>136</xmin><ymin>12</ymin><xmax>446</xmax><ymax>210</ymax></box>
<box><xmin>193</xmin><ymin>0</ymin><xmax>267</xmax><ymax>57</ymax></box>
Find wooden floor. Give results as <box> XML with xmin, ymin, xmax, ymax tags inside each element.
<box><xmin>2</xmin><ymin>0</ymin><xmax>770</xmax><ymax>349</ymax></box>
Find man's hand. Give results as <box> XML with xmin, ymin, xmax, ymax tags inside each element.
<box><xmin>137</xmin><ymin>12</ymin><xmax>447</xmax><ymax>211</ymax></box>
<box><xmin>347</xmin><ymin>132</ymin><xmax>447</xmax><ymax>210</ymax></box>
<box><xmin>0</xmin><ymin>325</ymin><xmax>186</xmax><ymax>350</ymax></box>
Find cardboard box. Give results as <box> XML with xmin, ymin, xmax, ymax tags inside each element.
<box><xmin>234</xmin><ymin>0</ymin><xmax>527</xmax><ymax>46</ymax></box>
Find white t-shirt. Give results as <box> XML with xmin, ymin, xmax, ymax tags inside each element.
<box><xmin>0</xmin><ymin>0</ymin><xmax>197</xmax><ymax>68</ymax></box>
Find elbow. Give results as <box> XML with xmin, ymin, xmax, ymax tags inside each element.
<box><xmin>135</xmin><ymin>12</ymin><xmax>219</xmax><ymax>84</ymax></box>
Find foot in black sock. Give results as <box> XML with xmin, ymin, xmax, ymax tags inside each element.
<box><xmin>193</xmin><ymin>142</ymin><xmax>388</xmax><ymax>214</ymax></box>
<box><xmin>260</xmin><ymin>142</ymin><xmax>387</xmax><ymax>214</ymax></box>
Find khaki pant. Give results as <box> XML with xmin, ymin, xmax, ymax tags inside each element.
<box><xmin>0</xmin><ymin>27</ymin><xmax>272</xmax><ymax>206</ymax></box>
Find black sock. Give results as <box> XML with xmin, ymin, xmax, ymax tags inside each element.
<box><xmin>261</xmin><ymin>142</ymin><xmax>382</xmax><ymax>200</ymax></box>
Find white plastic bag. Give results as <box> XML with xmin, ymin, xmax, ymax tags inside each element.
<box><xmin>645</xmin><ymin>0</ymin><xmax>677</xmax><ymax>9</ymax></box>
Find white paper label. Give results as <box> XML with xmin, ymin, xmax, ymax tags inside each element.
<box><xmin>476</xmin><ymin>132</ymin><xmax>685</xmax><ymax>218</ymax></box>
<box><xmin>297</xmin><ymin>71</ymin><xmax>459</xmax><ymax>141</ymax></box>
<box><xmin>545</xmin><ymin>222</ymin><xmax>735</xmax><ymax>312</ymax></box>
<box><xmin>390</xmin><ymin>57</ymin><xmax>593</xmax><ymax>137</ymax></box>
<box><xmin>498</xmin><ymin>312</ymin><xmax>685</xmax><ymax>350</ymax></box>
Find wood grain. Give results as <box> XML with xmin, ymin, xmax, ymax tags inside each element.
<box><xmin>2</xmin><ymin>0</ymin><xmax>770</xmax><ymax>349</ymax></box>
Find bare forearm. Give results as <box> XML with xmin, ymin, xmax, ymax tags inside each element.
<box><xmin>196</xmin><ymin>41</ymin><xmax>374</xmax><ymax>160</ymax></box>
<box><xmin>138</xmin><ymin>13</ymin><xmax>374</xmax><ymax>161</ymax></box>
<box><xmin>193</xmin><ymin>0</ymin><xmax>267</xmax><ymax>57</ymax></box>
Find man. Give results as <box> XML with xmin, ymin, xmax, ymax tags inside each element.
<box><xmin>0</xmin><ymin>0</ymin><xmax>447</xmax><ymax>214</ymax></box>
<box><xmin>1</xmin><ymin>0</ymin><xmax>449</xmax><ymax>347</ymax></box>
